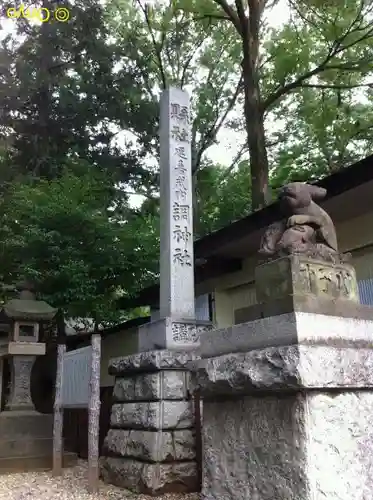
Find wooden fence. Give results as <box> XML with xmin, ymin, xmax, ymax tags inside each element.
<box><xmin>53</xmin><ymin>335</ymin><xmax>101</xmax><ymax>493</ymax></box>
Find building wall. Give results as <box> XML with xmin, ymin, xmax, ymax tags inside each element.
<box><xmin>209</xmin><ymin>210</ymin><xmax>373</xmax><ymax>328</ymax></box>
<box><xmin>337</xmin><ymin>211</ymin><xmax>373</xmax><ymax>254</ymax></box>
<box><xmin>100</xmin><ymin>327</ymin><xmax>138</xmax><ymax>387</ymax></box>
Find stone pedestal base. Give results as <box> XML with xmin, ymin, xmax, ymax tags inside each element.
<box><xmin>200</xmin><ymin>309</ymin><xmax>373</xmax><ymax>358</ymax></box>
<box><xmin>255</xmin><ymin>254</ymin><xmax>359</xmax><ymax>303</ymax></box>
<box><xmin>192</xmin><ymin>343</ymin><xmax>373</xmax><ymax>500</ymax></box>
<box><xmin>100</xmin><ymin>350</ymin><xmax>200</xmax><ymax>496</ymax></box>
<box><xmin>138</xmin><ymin>316</ymin><xmax>213</xmax><ymax>351</ymax></box>
<box><xmin>0</xmin><ymin>411</ymin><xmax>76</xmax><ymax>473</ymax></box>
<box><xmin>6</xmin><ymin>355</ymin><xmax>36</xmax><ymax>411</ymax></box>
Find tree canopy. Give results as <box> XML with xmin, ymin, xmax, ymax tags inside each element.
<box><xmin>0</xmin><ymin>163</ymin><xmax>158</xmax><ymax>325</ymax></box>
<box><xmin>178</xmin><ymin>0</ymin><xmax>373</xmax><ymax>207</ymax></box>
<box><xmin>0</xmin><ymin>0</ymin><xmax>372</xmax><ymax>321</ymax></box>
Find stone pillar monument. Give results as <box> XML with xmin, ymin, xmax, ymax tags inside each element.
<box><xmin>100</xmin><ymin>88</ymin><xmax>212</xmax><ymax>495</ymax></box>
<box><xmin>191</xmin><ymin>182</ymin><xmax>373</xmax><ymax>500</ymax></box>
<box><xmin>138</xmin><ymin>87</ymin><xmax>211</xmax><ymax>352</ymax></box>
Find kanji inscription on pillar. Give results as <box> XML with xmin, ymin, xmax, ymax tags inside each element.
<box><xmin>159</xmin><ymin>88</ymin><xmax>195</xmax><ymax>321</ymax></box>
<box><xmin>172</xmin><ymin>323</ymin><xmax>198</xmax><ymax>343</ymax></box>
<box><xmin>171</xmin><ymin>322</ymin><xmax>214</xmax><ymax>344</ymax></box>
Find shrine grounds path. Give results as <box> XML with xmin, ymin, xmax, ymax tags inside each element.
<box><xmin>0</xmin><ymin>460</ymin><xmax>200</xmax><ymax>500</ymax></box>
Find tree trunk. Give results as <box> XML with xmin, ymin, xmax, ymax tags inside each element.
<box><xmin>240</xmin><ymin>1</ymin><xmax>270</xmax><ymax>210</ymax></box>
<box><xmin>242</xmin><ymin>58</ymin><xmax>269</xmax><ymax>210</ymax></box>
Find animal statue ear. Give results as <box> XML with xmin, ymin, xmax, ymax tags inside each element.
<box><xmin>307</xmin><ymin>185</ymin><xmax>327</xmax><ymax>201</ymax></box>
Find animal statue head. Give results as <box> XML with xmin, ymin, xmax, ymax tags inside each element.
<box><xmin>278</xmin><ymin>182</ymin><xmax>327</xmax><ymax>216</ymax></box>
<box><xmin>259</xmin><ymin>181</ymin><xmax>340</xmax><ymax>262</ymax></box>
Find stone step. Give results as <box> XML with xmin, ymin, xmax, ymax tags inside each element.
<box><xmin>0</xmin><ymin>452</ymin><xmax>77</xmax><ymax>474</ymax></box>
<box><xmin>0</xmin><ymin>411</ymin><xmax>53</xmax><ymax>439</ymax></box>
<box><xmin>0</xmin><ymin>437</ymin><xmax>53</xmax><ymax>458</ymax></box>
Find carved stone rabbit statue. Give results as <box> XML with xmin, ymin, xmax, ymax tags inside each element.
<box><xmin>259</xmin><ymin>182</ymin><xmax>339</xmax><ymax>261</ymax></box>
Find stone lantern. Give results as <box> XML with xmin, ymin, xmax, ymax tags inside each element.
<box><xmin>0</xmin><ymin>282</ymin><xmax>76</xmax><ymax>472</ymax></box>
<box><xmin>3</xmin><ymin>281</ymin><xmax>57</xmax><ymax>412</ymax></box>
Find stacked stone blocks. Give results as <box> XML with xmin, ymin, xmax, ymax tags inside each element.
<box><xmin>190</xmin><ymin>255</ymin><xmax>373</xmax><ymax>500</ymax></box>
<box><xmin>100</xmin><ymin>350</ymin><xmax>199</xmax><ymax>496</ymax></box>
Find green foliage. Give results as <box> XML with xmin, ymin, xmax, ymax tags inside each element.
<box><xmin>104</xmin><ymin>0</ymin><xmax>241</xmax><ymax>171</ymax></box>
<box><xmin>0</xmin><ymin>0</ymin><xmax>162</xmax><ymax>319</ymax></box>
<box><xmin>183</xmin><ymin>0</ymin><xmax>373</xmax><ymax>203</ymax></box>
<box><xmin>262</xmin><ymin>0</ymin><xmax>373</xmax><ymax>184</ymax></box>
<box><xmin>195</xmin><ymin>160</ymin><xmax>252</xmax><ymax>236</ymax></box>
<box><xmin>0</xmin><ymin>0</ymin><xmax>156</xmax><ymax>192</ymax></box>
<box><xmin>0</xmin><ymin>164</ymin><xmax>158</xmax><ymax>325</ymax></box>
<box><xmin>1</xmin><ymin>0</ymin><xmax>373</xmax><ymax>318</ymax></box>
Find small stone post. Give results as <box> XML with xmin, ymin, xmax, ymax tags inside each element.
<box><xmin>53</xmin><ymin>343</ymin><xmax>65</xmax><ymax>476</ymax></box>
<box><xmin>6</xmin><ymin>355</ymin><xmax>36</xmax><ymax>411</ymax></box>
<box><xmin>88</xmin><ymin>333</ymin><xmax>101</xmax><ymax>494</ymax></box>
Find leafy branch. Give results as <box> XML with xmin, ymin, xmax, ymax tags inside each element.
<box><xmin>263</xmin><ymin>1</ymin><xmax>373</xmax><ymax>111</ymax></box>
<box><xmin>136</xmin><ymin>0</ymin><xmax>168</xmax><ymax>89</ymax></box>
<box><xmin>300</xmin><ymin>82</ymin><xmax>372</xmax><ymax>89</ymax></box>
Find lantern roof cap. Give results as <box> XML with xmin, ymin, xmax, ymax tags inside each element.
<box><xmin>3</xmin><ymin>299</ymin><xmax>57</xmax><ymax>321</ymax></box>
<box><xmin>3</xmin><ymin>280</ymin><xmax>57</xmax><ymax>320</ymax></box>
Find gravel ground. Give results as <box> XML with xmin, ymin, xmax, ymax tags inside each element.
<box><xmin>0</xmin><ymin>460</ymin><xmax>200</xmax><ymax>500</ymax></box>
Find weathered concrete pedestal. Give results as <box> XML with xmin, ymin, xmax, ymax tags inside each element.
<box><xmin>100</xmin><ymin>322</ymin><xmax>211</xmax><ymax>495</ymax></box>
<box><xmin>0</xmin><ymin>411</ymin><xmax>76</xmax><ymax>473</ymax></box>
<box><xmin>138</xmin><ymin>317</ymin><xmax>213</xmax><ymax>351</ymax></box>
<box><xmin>191</xmin><ymin>255</ymin><xmax>373</xmax><ymax>500</ymax></box>
<box><xmin>192</xmin><ymin>344</ymin><xmax>373</xmax><ymax>500</ymax></box>
<box><xmin>100</xmin><ymin>350</ymin><xmax>200</xmax><ymax>495</ymax></box>
<box><xmin>0</xmin><ymin>352</ymin><xmax>56</xmax><ymax>472</ymax></box>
